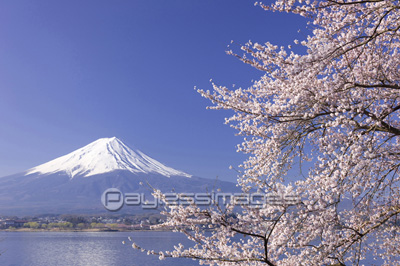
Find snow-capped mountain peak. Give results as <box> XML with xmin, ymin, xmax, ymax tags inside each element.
<box><xmin>26</xmin><ymin>137</ymin><xmax>192</xmax><ymax>178</ymax></box>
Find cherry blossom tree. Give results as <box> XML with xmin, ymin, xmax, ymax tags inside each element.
<box><xmin>128</xmin><ymin>0</ymin><xmax>400</xmax><ymax>265</ymax></box>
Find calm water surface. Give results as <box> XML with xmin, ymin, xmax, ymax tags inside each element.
<box><xmin>0</xmin><ymin>231</ymin><xmax>199</xmax><ymax>266</ymax></box>
<box><xmin>0</xmin><ymin>231</ymin><xmax>386</xmax><ymax>265</ymax></box>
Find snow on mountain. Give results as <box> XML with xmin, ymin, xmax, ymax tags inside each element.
<box><xmin>26</xmin><ymin>137</ymin><xmax>192</xmax><ymax>178</ymax></box>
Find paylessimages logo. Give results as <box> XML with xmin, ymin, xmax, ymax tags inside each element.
<box><xmin>101</xmin><ymin>188</ymin><xmax>300</xmax><ymax>211</ymax></box>
<box><xmin>101</xmin><ymin>188</ymin><xmax>125</xmax><ymax>211</ymax></box>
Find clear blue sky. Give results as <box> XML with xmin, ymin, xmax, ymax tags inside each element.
<box><xmin>0</xmin><ymin>0</ymin><xmax>307</xmax><ymax>181</ymax></box>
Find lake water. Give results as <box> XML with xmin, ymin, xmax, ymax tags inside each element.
<box><xmin>0</xmin><ymin>231</ymin><xmax>199</xmax><ymax>266</ymax></box>
<box><xmin>0</xmin><ymin>231</ymin><xmax>387</xmax><ymax>265</ymax></box>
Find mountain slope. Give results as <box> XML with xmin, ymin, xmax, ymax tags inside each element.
<box><xmin>0</xmin><ymin>138</ymin><xmax>237</xmax><ymax>215</ymax></box>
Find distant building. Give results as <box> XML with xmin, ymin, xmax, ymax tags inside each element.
<box><xmin>2</xmin><ymin>219</ymin><xmax>28</xmax><ymax>228</ymax></box>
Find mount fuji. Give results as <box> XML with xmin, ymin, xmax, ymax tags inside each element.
<box><xmin>0</xmin><ymin>137</ymin><xmax>237</xmax><ymax>215</ymax></box>
<box><xmin>26</xmin><ymin>137</ymin><xmax>192</xmax><ymax>179</ymax></box>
